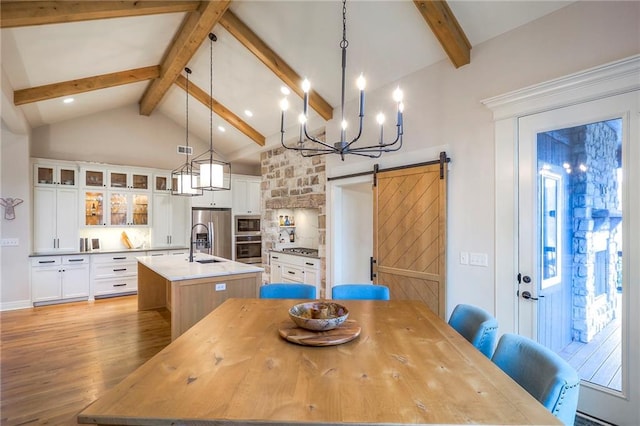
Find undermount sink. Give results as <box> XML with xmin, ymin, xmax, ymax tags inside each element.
<box><xmin>195</xmin><ymin>259</ymin><xmax>224</xmax><ymax>264</ymax></box>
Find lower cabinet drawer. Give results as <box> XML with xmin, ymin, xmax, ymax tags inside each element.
<box><xmin>94</xmin><ymin>277</ymin><xmax>137</xmax><ymax>297</ymax></box>
<box><xmin>92</xmin><ymin>262</ymin><xmax>137</xmax><ymax>279</ymax></box>
<box><xmin>281</xmin><ymin>266</ymin><xmax>304</xmax><ymax>282</ymax></box>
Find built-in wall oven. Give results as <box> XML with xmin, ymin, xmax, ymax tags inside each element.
<box><xmin>235</xmin><ymin>215</ymin><xmax>261</xmax><ymax>264</ymax></box>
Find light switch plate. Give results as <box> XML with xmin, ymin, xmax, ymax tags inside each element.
<box><xmin>459</xmin><ymin>251</ymin><xmax>469</xmax><ymax>265</ymax></box>
<box><xmin>469</xmin><ymin>252</ymin><xmax>488</xmax><ymax>267</ymax></box>
<box><xmin>1</xmin><ymin>238</ymin><xmax>19</xmax><ymax>247</ymax></box>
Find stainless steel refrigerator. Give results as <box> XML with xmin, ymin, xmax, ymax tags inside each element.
<box><xmin>191</xmin><ymin>208</ymin><xmax>232</xmax><ymax>259</ymax></box>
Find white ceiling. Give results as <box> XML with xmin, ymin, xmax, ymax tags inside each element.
<box><xmin>1</xmin><ymin>1</ymin><xmax>574</xmax><ymax>166</ymax></box>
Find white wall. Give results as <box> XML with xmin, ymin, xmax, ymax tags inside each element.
<box><xmin>326</xmin><ymin>1</ymin><xmax>640</xmax><ymax>318</ymax></box>
<box><xmin>1</xmin><ymin>122</ymin><xmax>32</xmax><ymax>309</ymax></box>
<box><xmin>31</xmin><ymin>104</ymin><xmax>210</xmax><ymax>170</ymax></box>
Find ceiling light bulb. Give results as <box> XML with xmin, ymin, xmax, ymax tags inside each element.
<box><xmin>393</xmin><ymin>87</ymin><xmax>403</xmax><ymax>103</ymax></box>
<box><xmin>356</xmin><ymin>74</ymin><xmax>366</xmax><ymax>91</ymax></box>
<box><xmin>376</xmin><ymin>113</ymin><xmax>385</xmax><ymax>125</ymax></box>
<box><xmin>302</xmin><ymin>79</ymin><xmax>311</xmax><ymax>93</ymax></box>
<box><xmin>244</xmin><ymin>110</ymin><xmax>253</xmax><ymax>117</ymax></box>
<box><xmin>298</xmin><ymin>113</ymin><xmax>307</xmax><ymax>124</ymax></box>
<box><xmin>63</xmin><ymin>98</ymin><xmax>74</xmax><ymax>104</ymax></box>
<box><xmin>398</xmin><ymin>102</ymin><xmax>405</xmax><ymax>113</ymax></box>
<box><xmin>341</xmin><ymin>120</ymin><xmax>348</xmax><ymax>130</ymax></box>
<box><xmin>218</xmin><ymin>125</ymin><xmax>226</xmax><ymax>132</ymax></box>
<box><xmin>280</xmin><ymin>86</ymin><xmax>290</xmax><ymax>96</ymax></box>
<box><xmin>280</xmin><ymin>98</ymin><xmax>289</xmax><ymax>111</ymax></box>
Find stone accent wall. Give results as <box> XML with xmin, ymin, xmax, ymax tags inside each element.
<box><xmin>570</xmin><ymin>121</ymin><xmax>621</xmax><ymax>342</ymax></box>
<box><xmin>260</xmin><ymin>147</ymin><xmax>327</xmax><ymax>296</ymax></box>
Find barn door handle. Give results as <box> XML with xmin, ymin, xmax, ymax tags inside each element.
<box><xmin>370</xmin><ymin>257</ymin><xmax>377</xmax><ymax>281</ymax></box>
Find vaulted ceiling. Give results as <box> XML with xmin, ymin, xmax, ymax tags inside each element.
<box><xmin>1</xmin><ymin>1</ymin><xmax>573</xmax><ymax>167</ymax></box>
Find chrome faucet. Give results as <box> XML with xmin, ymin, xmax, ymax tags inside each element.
<box><xmin>189</xmin><ymin>222</ymin><xmax>210</xmax><ymax>262</ymax></box>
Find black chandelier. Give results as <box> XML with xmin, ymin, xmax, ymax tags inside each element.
<box><xmin>279</xmin><ymin>0</ymin><xmax>404</xmax><ymax>161</ymax></box>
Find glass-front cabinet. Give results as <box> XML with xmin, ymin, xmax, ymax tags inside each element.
<box><xmin>153</xmin><ymin>173</ymin><xmax>177</xmax><ymax>192</ymax></box>
<box><xmin>109</xmin><ymin>170</ymin><xmax>150</xmax><ymax>191</ymax></box>
<box><xmin>84</xmin><ymin>191</ymin><xmax>106</xmax><ymax>226</ymax></box>
<box><xmin>34</xmin><ymin>163</ymin><xmax>77</xmax><ymax>187</ymax></box>
<box><xmin>83</xmin><ymin>190</ymin><xmax>148</xmax><ymax>227</ymax></box>
<box><xmin>81</xmin><ymin>167</ymin><xmax>107</xmax><ymax>188</ymax></box>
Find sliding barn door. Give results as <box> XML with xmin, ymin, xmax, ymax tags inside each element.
<box><xmin>373</xmin><ymin>163</ymin><xmax>447</xmax><ymax>318</ymax></box>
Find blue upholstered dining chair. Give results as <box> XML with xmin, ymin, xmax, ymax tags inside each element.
<box><xmin>491</xmin><ymin>333</ymin><xmax>580</xmax><ymax>425</ymax></box>
<box><xmin>447</xmin><ymin>304</ymin><xmax>499</xmax><ymax>358</ymax></box>
<box><xmin>259</xmin><ymin>283</ymin><xmax>316</xmax><ymax>299</ymax></box>
<box><xmin>332</xmin><ymin>284</ymin><xmax>390</xmax><ymax>300</ymax></box>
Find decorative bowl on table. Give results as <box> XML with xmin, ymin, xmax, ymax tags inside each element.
<box><xmin>289</xmin><ymin>302</ymin><xmax>349</xmax><ymax>331</ymax></box>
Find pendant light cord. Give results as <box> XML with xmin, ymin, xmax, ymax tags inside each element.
<box><xmin>209</xmin><ymin>33</ymin><xmax>215</xmax><ymax>160</ymax></box>
<box><xmin>340</xmin><ymin>0</ymin><xmax>348</xmax><ymax>134</ymax></box>
<box><xmin>184</xmin><ymin>67</ymin><xmax>191</xmax><ymax>165</ymax></box>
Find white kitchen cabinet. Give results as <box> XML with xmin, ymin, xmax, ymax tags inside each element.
<box><xmin>270</xmin><ymin>252</ymin><xmax>283</xmax><ymax>283</ymax></box>
<box><xmin>232</xmin><ymin>175</ymin><xmax>261</xmax><ymax>214</ymax></box>
<box><xmin>108</xmin><ymin>169</ymin><xmax>150</xmax><ymax>191</ymax></box>
<box><xmin>191</xmin><ymin>176</ymin><xmax>232</xmax><ymax>208</ymax></box>
<box><xmin>152</xmin><ymin>192</ymin><xmax>189</xmax><ymax>248</ymax></box>
<box><xmin>34</xmin><ymin>162</ymin><xmax>77</xmax><ymax>187</ymax></box>
<box><xmin>91</xmin><ymin>253</ymin><xmax>139</xmax><ymax>298</ymax></box>
<box><xmin>31</xmin><ymin>255</ymin><xmax>90</xmax><ymax>305</ymax></box>
<box><xmin>82</xmin><ymin>190</ymin><xmax>149</xmax><ymax>227</ymax></box>
<box><xmin>109</xmin><ymin>191</ymin><xmax>149</xmax><ymax>226</ymax></box>
<box><xmin>81</xmin><ymin>167</ymin><xmax>107</xmax><ymax>188</ymax></box>
<box><xmin>269</xmin><ymin>251</ymin><xmax>320</xmax><ymax>297</ymax></box>
<box><xmin>33</xmin><ymin>186</ymin><xmax>79</xmax><ymax>252</ymax></box>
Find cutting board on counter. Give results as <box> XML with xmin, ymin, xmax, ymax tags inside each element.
<box><xmin>278</xmin><ymin>320</ymin><xmax>361</xmax><ymax>346</ymax></box>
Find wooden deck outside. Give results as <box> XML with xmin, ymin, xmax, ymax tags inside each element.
<box><xmin>558</xmin><ymin>315</ymin><xmax>622</xmax><ymax>391</ymax></box>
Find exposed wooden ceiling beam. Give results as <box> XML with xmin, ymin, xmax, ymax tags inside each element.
<box><xmin>413</xmin><ymin>0</ymin><xmax>471</xmax><ymax>68</ymax></box>
<box><xmin>0</xmin><ymin>1</ymin><xmax>200</xmax><ymax>28</ymax></box>
<box><xmin>175</xmin><ymin>74</ymin><xmax>265</xmax><ymax>147</ymax></box>
<box><xmin>219</xmin><ymin>10</ymin><xmax>334</xmax><ymax>122</ymax></box>
<box><xmin>139</xmin><ymin>1</ymin><xmax>231</xmax><ymax>116</ymax></box>
<box><xmin>13</xmin><ymin>66</ymin><xmax>160</xmax><ymax>106</ymax></box>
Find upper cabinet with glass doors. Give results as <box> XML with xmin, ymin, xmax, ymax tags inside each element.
<box><xmin>108</xmin><ymin>169</ymin><xmax>150</xmax><ymax>191</ymax></box>
<box><xmin>81</xmin><ymin>167</ymin><xmax>107</xmax><ymax>188</ymax></box>
<box><xmin>34</xmin><ymin>163</ymin><xmax>78</xmax><ymax>187</ymax></box>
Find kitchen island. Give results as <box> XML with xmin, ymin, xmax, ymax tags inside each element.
<box><xmin>137</xmin><ymin>254</ymin><xmax>263</xmax><ymax>340</ymax></box>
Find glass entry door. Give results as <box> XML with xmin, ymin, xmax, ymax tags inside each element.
<box><xmin>517</xmin><ymin>91</ymin><xmax>639</xmax><ymax>423</ymax></box>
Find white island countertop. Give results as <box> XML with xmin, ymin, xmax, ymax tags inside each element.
<box><xmin>137</xmin><ymin>254</ymin><xmax>263</xmax><ymax>282</ymax></box>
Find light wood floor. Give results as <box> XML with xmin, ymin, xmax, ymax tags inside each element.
<box><xmin>0</xmin><ymin>296</ymin><xmax>171</xmax><ymax>425</ymax></box>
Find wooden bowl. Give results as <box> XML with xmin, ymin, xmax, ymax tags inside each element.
<box><xmin>289</xmin><ymin>302</ymin><xmax>349</xmax><ymax>331</ymax></box>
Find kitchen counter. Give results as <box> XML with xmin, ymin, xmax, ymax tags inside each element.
<box><xmin>30</xmin><ymin>247</ymin><xmax>189</xmax><ymax>257</ymax></box>
<box><xmin>269</xmin><ymin>248</ymin><xmax>320</xmax><ymax>259</ymax></box>
<box><xmin>137</xmin><ymin>254</ymin><xmax>263</xmax><ymax>340</ymax></box>
<box><xmin>137</xmin><ymin>253</ymin><xmax>263</xmax><ymax>281</ymax></box>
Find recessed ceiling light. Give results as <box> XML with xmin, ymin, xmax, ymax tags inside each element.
<box><xmin>280</xmin><ymin>86</ymin><xmax>291</xmax><ymax>96</ymax></box>
<box><xmin>63</xmin><ymin>98</ymin><xmax>74</xmax><ymax>104</ymax></box>
<box><xmin>218</xmin><ymin>126</ymin><xmax>226</xmax><ymax>132</ymax></box>
<box><xmin>244</xmin><ymin>109</ymin><xmax>253</xmax><ymax>117</ymax></box>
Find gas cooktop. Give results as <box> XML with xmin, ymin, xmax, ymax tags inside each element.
<box><xmin>282</xmin><ymin>247</ymin><xmax>319</xmax><ymax>256</ymax></box>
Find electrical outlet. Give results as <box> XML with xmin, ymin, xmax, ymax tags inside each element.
<box><xmin>459</xmin><ymin>251</ymin><xmax>469</xmax><ymax>265</ymax></box>
<box><xmin>1</xmin><ymin>238</ymin><xmax>19</xmax><ymax>247</ymax></box>
<box><xmin>469</xmin><ymin>252</ymin><xmax>488</xmax><ymax>267</ymax></box>
<box><xmin>215</xmin><ymin>283</ymin><xmax>226</xmax><ymax>291</ymax></box>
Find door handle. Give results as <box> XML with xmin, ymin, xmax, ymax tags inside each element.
<box><xmin>521</xmin><ymin>291</ymin><xmax>544</xmax><ymax>301</ymax></box>
<box><xmin>370</xmin><ymin>257</ymin><xmax>377</xmax><ymax>281</ymax></box>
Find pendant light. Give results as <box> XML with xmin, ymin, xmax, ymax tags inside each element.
<box><xmin>192</xmin><ymin>33</ymin><xmax>231</xmax><ymax>191</ymax></box>
<box><xmin>279</xmin><ymin>0</ymin><xmax>404</xmax><ymax>161</ymax></box>
<box><xmin>171</xmin><ymin>67</ymin><xmax>202</xmax><ymax>196</ymax></box>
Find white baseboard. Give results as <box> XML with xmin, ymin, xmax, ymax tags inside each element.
<box><xmin>1</xmin><ymin>299</ymin><xmax>32</xmax><ymax>311</ymax></box>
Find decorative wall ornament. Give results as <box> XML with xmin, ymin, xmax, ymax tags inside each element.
<box><xmin>0</xmin><ymin>197</ymin><xmax>23</xmax><ymax>220</ymax></box>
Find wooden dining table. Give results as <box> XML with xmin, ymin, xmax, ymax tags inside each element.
<box><xmin>78</xmin><ymin>298</ymin><xmax>561</xmax><ymax>425</ymax></box>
